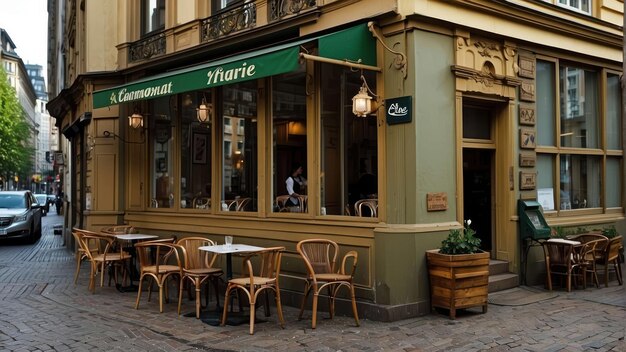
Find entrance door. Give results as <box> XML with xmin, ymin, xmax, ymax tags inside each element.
<box><xmin>463</xmin><ymin>149</ymin><xmax>493</xmax><ymax>251</ymax></box>
<box><xmin>462</xmin><ymin>105</ymin><xmax>496</xmax><ymax>253</ymax></box>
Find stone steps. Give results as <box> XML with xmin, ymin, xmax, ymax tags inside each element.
<box><xmin>489</xmin><ymin>259</ymin><xmax>519</xmax><ymax>293</ymax></box>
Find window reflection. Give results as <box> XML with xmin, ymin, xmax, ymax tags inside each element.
<box><xmin>559</xmin><ymin>66</ymin><xmax>598</xmax><ymax>148</ymax></box>
<box><xmin>559</xmin><ymin>154</ymin><xmax>600</xmax><ymax>210</ymax></box>
<box><xmin>221</xmin><ymin>81</ymin><xmax>257</xmax><ymax>212</ymax></box>
<box><xmin>149</xmin><ymin>97</ymin><xmax>174</xmax><ymax>208</ymax></box>
<box><xmin>320</xmin><ymin>64</ymin><xmax>378</xmax><ymax>216</ymax></box>
<box><xmin>180</xmin><ymin>92</ymin><xmax>212</xmax><ymax>210</ymax></box>
<box><xmin>272</xmin><ymin>70</ymin><xmax>307</xmax><ymax>213</ymax></box>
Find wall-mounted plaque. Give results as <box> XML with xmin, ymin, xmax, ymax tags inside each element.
<box><xmin>385</xmin><ymin>96</ymin><xmax>413</xmax><ymax>125</ymax></box>
<box><xmin>518</xmin><ymin>55</ymin><xmax>535</xmax><ymax>79</ymax></box>
<box><xmin>520</xmin><ymin>171</ymin><xmax>536</xmax><ymax>190</ymax></box>
<box><xmin>520</xmin><ymin>127</ymin><xmax>536</xmax><ymax>149</ymax></box>
<box><xmin>520</xmin><ymin>80</ymin><xmax>535</xmax><ymax>102</ymax></box>
<box><xmin>519</xmin><ymin>153</ymin><xmax>536</xmax><ymax>167</ymax></box>
<box><xmin>519</xmin><ymin>104</ymin><xmax>536</xmax><ymax>125</ymax></box>
<box><xmin>427</xmin><ymin>192</ymin><xmax>448</xmax><ymax>211</ymax></box>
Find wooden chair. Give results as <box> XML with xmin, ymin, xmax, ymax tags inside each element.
<box><xmin>543</xmin><ymin>239</ymin><xmax>582</xmax><ymax>292</ymax></box>
<box><xmin>192</xmin><ymin>197</ymin><xmax>210</xmax><ymax>209</ymax></box>
<box><xmin>71</xmin><ymin>227</ymin><xmax>98</xmax><ymax>285</ymax></box>
<box><xmin>354</xmin><ymin>199</ymin><xmax>377</xmax><ymax>217</ymax></box>
<box><xmin>569</xmin><ymin>233</ymin><xmax>609</xmax><ymax>288</ymax></box>
<box><xmin>100</xmin><ymin>225</ymin><xmax>137</xmax><ymax>235</ymax></box>
<box><xmin>176</xmin><ymin>237</ymin><xmax>224</xmax><ymax>318</ymax></box>
<box><xmin>221</xmin><ymin>247</ymin><xmax>286</xmax><ymax>335</ymax></box>
<box><xmin>73</xmin><ymin>229</ymin><xmax>131</xmax><ymax>293</ymax></box>
<box><xmin>228</xmin><ymin>197</ymin><xmax>251</xmax><ymax>212</ymax></box>
<box><xmin>296</xmin><ymin>239</ymin><xmax>359</xmax><ymax>329</ymax></box>
<box><xmin>134</xmin><ymin>242</ymin><xmax>183</xmax><ymax>313</ymax></box>
<box><xmin>275</xmin><ymin>195</ymin><xmax>290</xmax><ymax>212</ymax></box>
<box><xmin>596</xmin><ymin>235</ymin><xmax>623</xmax><ymax>287</ymax></box>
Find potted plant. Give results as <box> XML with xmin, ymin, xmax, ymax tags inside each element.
<box><xmin>426</xmin><ymin>220</ymin><xmax>489</xmax><ymax>319</ymax></box>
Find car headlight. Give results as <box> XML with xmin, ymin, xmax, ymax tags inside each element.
<box><xmin>14</xmin><ymin>213</ymin><xmax>28</xmax><ymax>222</ymax></box>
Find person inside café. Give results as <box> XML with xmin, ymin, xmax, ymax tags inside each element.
<box><xmin>286</xmin><ymin>162</ymin><xmax>307</xmax><ymax>208</ymax></box>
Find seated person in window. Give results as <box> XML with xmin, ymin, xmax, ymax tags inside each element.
<box><xmin>286</xmin><ymin>163</ymin><xmax>307</xmax><ymax>207</ymax></box>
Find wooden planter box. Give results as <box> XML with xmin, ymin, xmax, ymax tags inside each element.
<box><xmin>426</xmin><ymin>249</ymin><xmax>490</xmax><ymax>319</ymax></box>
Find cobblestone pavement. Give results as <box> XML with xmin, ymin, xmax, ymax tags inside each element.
<box><xmin>0</xmin><ymin>215</ymin><xmax>624</xmax><ymax>351</ymax></box>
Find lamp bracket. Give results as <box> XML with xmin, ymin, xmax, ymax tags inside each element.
<box><xmin>103</xmin><ymin>130</ymin><xmax>145</xmax><ymax>144</ymax></box>
<box><xmin>368</xmin><ymin>22</ymin><xmax>407</xmax><ymax>79</ymax></box>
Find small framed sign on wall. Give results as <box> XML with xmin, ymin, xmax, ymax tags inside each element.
<box><xmin>385</xmin><ymin>96</ymin><xmax>412</xmax><ymax>125</ymax></box>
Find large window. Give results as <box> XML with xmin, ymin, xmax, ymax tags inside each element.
<box><xmin>557</xmin><ymin>0</ymin><xmax>591</xmax><ymax>14</ymax></box>
<box><xmin>320</xmin><ymin>64</ymin><xmax>378</xmax><ymax>217</ymax></box>
<box><xmin>148</xmin><ymin>97</ymin><xmax>174</xmax><ymax>208</ymax></box>
<box><xmin>221</xmin><ymin>81</ymin><xmax>257</xmax><ymax>212</ymax></box>
<box><xmin>180</xmin><ymin>92</ymin><xmax>212</xmax><ymax>210</ymax></box>
<box><xmin>271</xmin><ymin>69</ymin><xmax>307</xmax><ymax>213</ymax></box>
<box><xmin>536</xmin><ymin>59</ymin><xmax>622</xmax><ymax>212</ymax></box>
<box><xmin>142</xmin><ymin>0</ymin><xmax>165</xmax><ymax>35</ymax></box>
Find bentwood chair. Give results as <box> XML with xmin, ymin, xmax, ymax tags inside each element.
<box><xmin>354</xmin><ymin>199</ymin><xmax>377</xmax><ymax>217</ymax></box>
<box><xmin>135</xmin><ymin>242</ymin><xmax>183</xmax><ymax>313</ymax></box>
<box><xmin>543</xmin><ymin>239</ymin><xmax>582</xmax><ymax>292</ymax></box>
<box><xmin>596</xmin><ymin>235</ymin><xmax>623</xmax><ymax>287</ymax></box>
<box><xmin>569</xmin><ymin>233</ymin><xmax>609</xmax><ymax>288</ymax></box>
<box><xmin>71</xmin><ymin>227</ymin><xmax>99</xmax><ymax>285</ymax></box>
<box><xmin>221</xmin><ymin>247</ymin><xmax>286</xmax><ymax>335</ymax></box>
<box><xmin>296</xmin><ymin>239</ymin><xmax>359</xmax><ymax>329</ymax></box>
<box><xmin>73</xmin><ymin>229</ymin><xmax>131</xmax><ymax>293</ymax></box>
<box><xmin>176</xmin><ymin>237</ymin><xmax>223</xmax><ymax>318</ymax></box>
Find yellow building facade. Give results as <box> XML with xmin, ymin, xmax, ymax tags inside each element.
<box><xmin>48</xmin><ymin>0</ymin><xmax>623</xmax><ymax>320</ymax></box>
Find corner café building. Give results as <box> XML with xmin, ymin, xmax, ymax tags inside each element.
<box><xmin>53</xmin><ymin>8</ymin><xmax>623</xmax><ymax>321</ymax></box>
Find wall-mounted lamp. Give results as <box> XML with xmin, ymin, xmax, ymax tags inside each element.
<box><xmin>128</xmin><ymin>107</ymin><xmax>144</xmax><ymax>129</ymax></box>
<box><xmin>352</xmin><ymin>75</ymin><xmax>377</xmax><ymax>117</ymax></box>
<box><xmin>196</xmin><ymin>96</ymin><xmax>212</xmax><ymax>124</ymax></box>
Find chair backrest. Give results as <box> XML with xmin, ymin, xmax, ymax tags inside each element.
<box><xmin>229</xmin><ymin>197</ymin><xmax>251</xmax><ymax>211</ymax></box>
<box><xmin>192</xmin><ymin>197</ymin><xmax>210</xmax><ymax>209</ymax></box>
<box><xmin>606</xmin><ymin>235</ymin><xmax>623</xmax><ymax>261</ymax></box>
<box><xmin>75</xmin><ymin>230</ymin><xmax>116</xmax><ymax>261</ymax></box>
<box><xmin>135</xmin><ymin>242</ymin><xmax>181</xmax><ymax>272</ymax></box>
<box><xmin>176</xmin><ymin>237</ymin><xmax>219</xmax><ymax>270</ymax></box>
<box><xmin>355</xmin><ymin>199</ymin><xmax>377</xmax><ymax>217</ymax></box>
<box><xmin>297</xmin><ymin>239</ymin><xmax>338</xmax><ymax>275</ymax></box>
<box><xmin>544</xmin><ymin>241</ymin><xmax>576</xmax><ymax>266</ymax></box>
<box><xmin>101</xmin><ymin>225</ymin><xmax>136</xmax><ymax>235</ymax></box>
<box><xmin>144</xmin><ymin>236</ymin><xmax>177</xmax><ymax>244</ymax></box>
<box><xmin>275</xmin><ymin>195</ymin><xmax>290</xmax><ymax>212</ymax></box>
<box><xmin>242</xmin><ymin>247</ymin><xmax>285</xmax><ymax>281</ymax></box>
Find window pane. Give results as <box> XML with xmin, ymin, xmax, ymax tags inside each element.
<box><xmin>559</xmin><ymin>67</ymin><xmax>599</xmax><ymax>148</ymax></box>
<box><xmin>536</xmin><ymin>60</ymin><xmax>555</xmax><ymax>146</ymax></box>
<box><xmin>320</xmin><ymin>64</ymin><xmax>378</xmax><ymax>216</ymax></box>
<box><xmin>606</xmin><ymin>158</ymin><xmax>621</xmax><ymax>208</ymax></box>
<box><xmin>221</xmin><ymin>81</ymin><xmax>257</xmax><ymax>212</ymax></box>
<box><xmin>559</xmin><ymin>154</ymin><xmax>601</xmax><ymax>209</ymax></box>
<box><xmin>463</xmin><ymin>106</ymin><xmax>491</xmax><ymax>140</ymax></box>
<box><xmin>143</xmin><ymin>0</ymin><xmax>165</xmax><ymax>34</ymax></box>
<box><xmin>180</xmin><ymin>92</ymin><xmax>212</xmax><ymax>209</ymax></box>
<box><xmin>606</xmin><ymin>73</ymin><xmax>622</xmax><ymax>150</ymax></box>
<box><xmin>537</xmin><ymin>154</ymin><xmax>555</xmax><ymax>211</ymax></box>
<box><xmin>272</xmin><ymin>70</ymin><xmax>307</xmax><ymax>213</ymax></box>
<box><xmin>149</xmin><ymin>97</ymin><xmax>174</xmax><ymax>208</ymax></box>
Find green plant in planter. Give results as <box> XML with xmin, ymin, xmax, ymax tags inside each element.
<box><xmin>602</xmin><ymin>226</ymin><xmax>619</xmax><ymax>239</ymax></box>
<box><xmin>440</xmin><ymin>220</ymin><xmax>482</xmax><ymax>255</ymax></box>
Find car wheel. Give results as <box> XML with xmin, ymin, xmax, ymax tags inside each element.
<box><xmin>28</xmin><ymin>223</ymin><xmax>38</xmax><ymax>244</ymax></box>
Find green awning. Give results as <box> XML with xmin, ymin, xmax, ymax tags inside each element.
<box><xmin>93</xmin><ymin>24</ymin><xmax>377</xmax><ymax>109</ymax></box>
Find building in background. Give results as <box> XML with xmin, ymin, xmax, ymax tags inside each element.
<box><xmin>1</xmin><ymin>28</ymin><xmax>39</xmax><ymax>191</ymax></box>
<box><xmin>47</xmin><ymin>0</ymin><xmax>623</xmax><ymax>321</ymax></box>
<box><xmin>26</xmin><ymin>63</ymin><xmax>55</xmax><ymax>194</ymax></box>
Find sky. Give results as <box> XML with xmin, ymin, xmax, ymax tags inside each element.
<box><xmin>0</xmin><ymin>0</ymin><xmax>49</xmax><ymax>76</ymax></box>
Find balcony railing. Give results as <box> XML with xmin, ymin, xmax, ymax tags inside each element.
<box><xmin>201</xmin><ymin>2</ymin><xmax>257</xmax><ymax>42</ymax></box>
<box><xmin>129</xmin><ymin>32</ymin><xmax>166</xmax><ymax>63</ymax></box>
<box><xmin>269</xmin><ymin>0</ymin><xmax>316</xmax><ymax>22</ymax></box>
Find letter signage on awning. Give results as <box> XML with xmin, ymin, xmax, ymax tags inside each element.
<box><xmin>93</xmin><ymin>47</ymin><xmax>300</xmax><ymax>108</ymax></box>
<box><xmin>93</xmin><ymin>23</ymin><xmax>377</xmax><ymax>109</ymax></box>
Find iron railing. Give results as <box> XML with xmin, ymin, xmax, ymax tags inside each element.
<box><xmin>269</xmin><ymin>0</ymin><xmax>316</xmax><ymax>22</ymax></box>
<box><xmin>129</xmin><ymin>32</ymin><xmax>167</xmax><ymax>63</ymax></box>
<box><xmin>201</xmin><ymin>2</ymin><xmax>257</xmax><ymax>42</ymax></box>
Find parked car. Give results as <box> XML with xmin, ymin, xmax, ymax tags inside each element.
<box><xmin>34</xmin><ymin>194</ymin><xmax>50</xmax><ymax>216</ymax></box>
<box><xmin>0</xmin><ymin>191</ymin><xmax>43</xmax><ymax>243</ymax></box>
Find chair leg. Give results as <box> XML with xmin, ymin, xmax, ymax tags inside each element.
<box><xmin>195</xmin><ymin>278</ymin><xmax>202</xmax><ymax>319</ymax></box>
<box><xmin>298</xmin><ymin>282</ymin><xmax>311</xmax><ymax>320</ymax></box>
<box><xmin>212</xmin><ymin>276</ymin><xmax>221</xmax><ymax>310</ymax></box>
<box><xmin>327</xmin><ymin>286</ymin><xmax>334</xmax><ymax>319</ymax></box>
<box><xmin>614</xmin><ymin>260</ymin><xmax>623</xmax><ymax>285</ymax></box>
<box><xmin>349</xmin><ymin>283</ymin><xmax>360</xmax><ymax>327</ymax></box>
<box><xmin>159</xmin><ymin>281</ymin><xmax>164</xmax><ymax>313</ymax></box>
<box><xmin>605</xmin><ymin>264</ymin><xmax>609</xmax><ymax>287</ymax></box>
<box><xmin>311</xmin><ymin>291</ymin><xmax>319</xmax><ymax>329</ymax></box>
<box><xmin>221</xmin><ymin>285</ymin><xmax>232</xmax><ymax>326</ymax></box>
<box><xmin>74</xmin><ymin>254</ymin><xmax>83</xmax><ymax>285</ymax></box>
<box><xmin>545</xmin><ymin>259</ymin><xmax>552</xmax><ymax>291</ymax></box>
<box><xmin>249</xmin><ymin>299</ymin><xmax>256</xmax><ymax>335</ymax></box>
<box><xmin>275</xmin><ymin>287</ymin><xmax>285</xmax><ymax>329</ymax></box>
<box><xmin>178</xmin><ymin>277</ymin><xmax>184</xmax><ymax>316</ymax></box>
<box><xmin>135</xmin><ymin>276</ymin><xmax>144</xmax><ymax>309</ymax></box>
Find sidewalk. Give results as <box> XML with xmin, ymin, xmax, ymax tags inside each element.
<box><xmin>0</xmin><ymin>219</ymin><xmax>624</xmax><ymax>351</ymax></box>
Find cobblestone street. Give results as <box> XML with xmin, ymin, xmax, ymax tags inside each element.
<box><xmin>0</xmin><ymin>215</ymin><xmax>624</xmax><ymax>351</ymax></box>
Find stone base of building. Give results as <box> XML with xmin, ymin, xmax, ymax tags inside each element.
<box><xmin>280</xmin><ymin>289</ymin><xmax>431</xmax><ymax>322</ymax></box>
